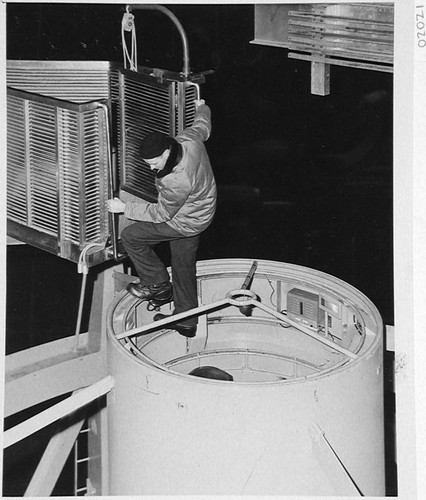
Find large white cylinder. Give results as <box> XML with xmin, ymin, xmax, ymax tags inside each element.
<box><xmin>106</xmin><ymin>259</ymin><xmax>385</xmax><ymax>496</ymax></box>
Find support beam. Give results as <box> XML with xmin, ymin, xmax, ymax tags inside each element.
<box><xmin>4</xmin><ymin>343</ymin><xmax>105</xmax><ymax>418</ymax></box>
<box><xmin>3</xmin><ymin>376</ymin><xmax>114</xmax><ymax>449</ymax></box>
<box><xmin>311</xmin><ymin>61</ymin><xmax>330</xmax><ymax>96</ymax></box>
<box><xmin>4</xmin><ymin>265</ymin><xmax>118</xmax><ymax>417</ymax></box>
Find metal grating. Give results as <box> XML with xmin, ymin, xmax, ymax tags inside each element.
<box><xmin>118</xmin><ymin>72</ymin><xmax>201</xmax><ymax>203</ymax></box>
<box><xmin>82</xmin><ymin>109</ymin><xmax>109</xmax><ymax>242</ymax></box>
<box><xmin>7</xmin><ymin>61</ymin><xmax>112</xmax><ymax>103</ymax></box>
<box><xmin>7</xmin><ymin>94</ymin><xmax>28</xmax><ymax>223</ymax></box>
<box><xmin>174</xmin><ymin>82</ymin><xmax>198</xmax><ymax>133</ymax></box>
<box><xmin>57</xmin><ymin>108</ymin><xmax>109</xmax><ymax>246</ymax></box>
<box><xmin>58</xmin><ymin>108</ymin><xmax>81</xmax><ymax>244</ymax></box>
<box><xmin>7</xmin><ymin>86</ymin><xmax>111</xmax><ymax>261</ymax></box>
<box><xmin>118</xmin><ymin>70</ymin><xmax>175</xmax><ymax>202</ymax></box>
<box><xmin>28</xmin><ymin>100</ymin><xmax>59</xmax><ymax>234</ymax></box>
<box><xmin>183</xmin><ymin>83</ymin><xmax>197</xmax><ymax>127</ymax></box>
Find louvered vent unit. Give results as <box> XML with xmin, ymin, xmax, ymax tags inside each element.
<box><xmin>7</xmin><ymin>86</ymin><xmax>111</xmax><ymax>264</ymax></box>
<box><xmin>7</xmin><ymin>60</ymin><xmax>112</xmax><ymax>102</ymax></box>
<box><xmin>252</xmin><ymin>3</ymin><xmax>393</xmax><ymax>95</ymax></box>
<box><xmin>7</xmin><ymin>60</ymin><xmax>208</xmax><ymax>265</ymax></box>
<box><xmin>287</xmin><ymin>288</ymin><xmax>321</xmax><ymax>329</ymax></box>
<box><xmin>117</xmin><ymin>68</ymin><xmax>199</xmax><ymax>202</ymax></box>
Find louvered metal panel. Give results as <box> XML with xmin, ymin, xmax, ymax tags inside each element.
<box><xmin>174</xmin><ymin>82</ymin><xmax>198</xmax><ymax>134</ymax></box>
<box><xmin>58</xmin><ymin>108</ymin><xmax>81</xmax><ymax>244</ymax></box>
<box><xmin>118</xmin><ymin>71</ymin><xmax>200</xmax><ymax>203</ymax></box>
<box><xmin>28</xmin><ymin>100</ymin><xmax>58</xmax><ymax>234</ymax></box>
<box><xmin>7</xmin><ymin>87</ymin><xmax>111</xmax><ymax>264</ymax></box>
<box><xmin>118</xmin><ymin>70</ymin><xmax>175</xmax><ymax>202</ymax></box>
<box><xmin>7</xmin><ymin>94</ymin><xmax>27</xmax><ymax>223</ymax></box>
<box><xmin>7</xmin><ymin>60</ymin><xmax>112</xmax><ymax>103</ymax></box>
<box><xmin>83</xmin><ymin>109</ymin><xmax>109</xmax><ymax>243</ymax></box>
<box><xmin>183</xmin><ymin>84</ymin><xmax>198</xmax><ymax>127</ymax></box>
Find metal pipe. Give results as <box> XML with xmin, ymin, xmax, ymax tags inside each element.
<box><xmin>128</xmin><ymin>4</ymin><xmax>190</xmax><ymax>76</ymax></box>
<box><xmin>97</xmin><ymin>103</ymin><xmax>119</xmax><ymax>261</ymax></box>
<box><xmin>241</xmin><ymin>260</ymin><xmax>258</xmax><ymax>290</ymax></box>
<box><xmin>239</xmin><ymin>260</ymin><xmax>258</xmax><ymax>316</ymax></box>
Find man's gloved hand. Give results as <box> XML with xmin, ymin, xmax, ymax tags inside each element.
<box><xmin>107</xmin><ymin>197</ymin><xmax>126</xmax><ymax>213</ymax></box>
<box><xmin>194</xmin><ymin>99</ymin><xmax>205</xmax><ymax>109</ymax></box>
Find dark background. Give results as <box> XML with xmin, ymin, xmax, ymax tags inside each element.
<box><xmin>5</xmin><ymin>3</ymin><xmax>394</xmax><ymax>496</ymax></box>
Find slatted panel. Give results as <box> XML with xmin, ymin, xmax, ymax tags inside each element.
<box><xmin>83</xmin><ymin>109</ymin><xmax>109</xmax><ymax>243</ymax></box>
<box><xmin>58</xmin><ymin>108</ymin><xmax>109</xmax><ymax>246</ymax></box>
<box><xmin>58</xmin><ymin>108</ymin><xmax>82</xmax><ymax>244</ymax></box>
<box><xmin>27</xmin><ymin>101</ymin><xmax>59</xmax><ymax>235</ymax></box>
<box><xmin>7</xmin><ymin>61</ymin><xmax>111</xmax><ymax>103</ymax></box>
<box><xmin>184</xmin><ymin>84</ymin><xmax>197</xmax><ymax>128</ymax></box>
<box><xmin>7</xmin><ymin>86</ymin><xmax>111</xmax><ymax>260</ymax></box>
<box><xmin>174</xmin><ymin>82</ymin><xmax>198</xmax><ymax>133</ymax></box>
<box><xmin>120</xmin><ymin>71</ymin><xmax>174</xmax><ymax>202</ymax></box>
<box><xmin>7</xmin><ymin>94</ymin><xmax>28</xmax><ymax>223</ymax></box>
<box><xmin>109</xmin><ymin>66</ymin><xmax>121</xmax><ymax>183</ymax></box>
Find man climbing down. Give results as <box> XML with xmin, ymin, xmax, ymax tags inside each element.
<box><xmin>107</xmin><ymin>99</ymin><xmax>216</xmax><ymax>338</ymax></box>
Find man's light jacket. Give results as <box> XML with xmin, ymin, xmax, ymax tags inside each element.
<box><xmin>123</xmin><ymin>103</ymin><xmax>217</xmax><ymax>236</ymax></box>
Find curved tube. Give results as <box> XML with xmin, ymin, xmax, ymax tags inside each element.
<box><xmin>128</xmin><ymin>4</ymin><xmax>190</xmax><ymax>75</ymax></box>
<box><xmin>97</xmin><ymin>103</ymin><xmax>119</xmax><ymax>261</ymax></box>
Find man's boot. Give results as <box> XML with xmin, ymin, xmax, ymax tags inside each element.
<box><xmin>153</xmin><ymin>312</ymin><xmax>197</xmax><ymax>338</ymax></box>
<box><xmin>127</xmin><ymin>280</ymin><xmax>173</xmax><ymax>307</ymax></box>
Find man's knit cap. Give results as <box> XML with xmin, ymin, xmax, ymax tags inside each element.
<box><xmin>140</xmin><ymin>131</ymin><xmax>171</xmax><ymax>159</ymax></box>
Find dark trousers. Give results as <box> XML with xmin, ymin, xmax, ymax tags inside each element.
<box><xmin>121</xmin><ymin>221</ymin><xmax>200</xmax><ymax>325</ymax></box>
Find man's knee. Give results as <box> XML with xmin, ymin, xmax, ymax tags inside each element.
<box><xmin>120</xmin><ymin>226</ymin><xmax>129</xmax><ymax>244</ymax></box>
<box><xmin>120</xmin><ymin>225</ymin><xmax>136</xmax><ymax>249</ymax></box>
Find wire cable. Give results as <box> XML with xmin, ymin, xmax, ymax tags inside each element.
<box><xmin>122</xmin><ymin>8</ymin><xmax>138</xmax><ymax>71</ymax></box>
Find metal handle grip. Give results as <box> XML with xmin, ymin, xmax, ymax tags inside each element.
<box><xmin>98</xmin><ymin>103</ymin><xmax>119</xmax><ymax>261</ymax></box>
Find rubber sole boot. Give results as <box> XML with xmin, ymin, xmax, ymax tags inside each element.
<box><xmin>127</xmin><ymin>280</ymin><xmax>173</xmax><ymax>307</ymax></box>
<box><xmin>153</xmin><ymin>312</ymin><xmax>197</xmax><ymax>338</ymax></box>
